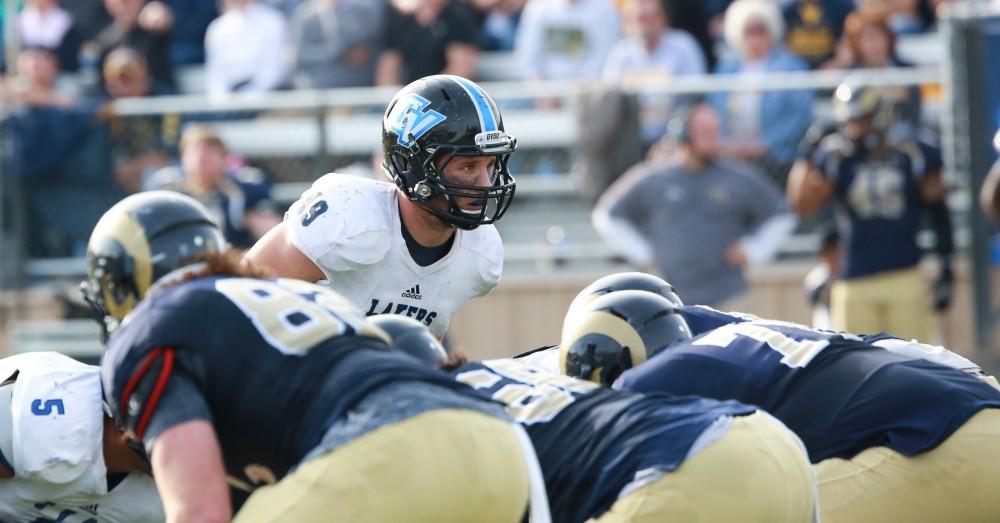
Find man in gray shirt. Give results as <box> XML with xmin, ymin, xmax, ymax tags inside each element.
<box><xmin>593</xmin><ymin>103</ymin><xmax>795</xmax><ymax>307</ymax></box>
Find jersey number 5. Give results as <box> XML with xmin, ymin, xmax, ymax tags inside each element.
<box><xmin>30</xmin><ymin>399</ymin><xmax>65</xmax><ymax>416</ymax></box>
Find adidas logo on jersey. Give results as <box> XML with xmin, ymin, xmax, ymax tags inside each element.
<box><xmin>401</xmin><ymin>285</ymin><xmax>422</xmax><ymax>300</ymax></box>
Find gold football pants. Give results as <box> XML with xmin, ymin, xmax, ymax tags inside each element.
<box><xmin>816</xmin><ymin>408</ymin><xmax>1000</xmax><ymax>523</ymax></box>
<box><xmin>589</xmin><ymin>411</ymin><xmax>817</xmax><ymax>523</ymax></box>
<box><xmin>233</xmin><ymin>408</ymin><xmax>530</xmax><ymax>523</ymax></box>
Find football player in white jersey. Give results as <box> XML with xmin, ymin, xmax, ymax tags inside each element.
<box><xmin>0</xmin><ymin>352</ymin><xmax>164</xmax><ymax>523</ymax></box>
<box><xmin>245</xmin><ymin>75</ymin><xmax>516</xmax><ymax>338</ymax></box>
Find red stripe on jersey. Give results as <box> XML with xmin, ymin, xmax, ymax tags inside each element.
<box><xmin>119</xmin><ymin>347</ymin><xmax>164</xmax><ymax>425</ymax></box>
<box><xmin>135</xmin><ymin>348</ymin><xmax>175</xmax><ymax>441</ymax></box>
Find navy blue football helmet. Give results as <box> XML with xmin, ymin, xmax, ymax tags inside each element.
<box><xmin>369</xmin><ymin>314</ymin><xmax>448</xmax><ymax>368</ymax></box>
<box><xmin>82</xmin><ymin>191</ymin><xmax>225</xmax><ymax>339</ymax></box>
<box><xmin>381</xmin><ymin>75</ymin><xmax>517</xmax><ymax>230</ymax></box>
<box><xmin>561</xmin><ymin>290</ymin><xmax>691</xmax><ymax>386</ymax></box>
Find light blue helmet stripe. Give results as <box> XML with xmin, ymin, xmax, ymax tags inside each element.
<box><xmin>448</xmin><ymin>75</ymin><xmax>498</xmax><ymax>133</ymax></box>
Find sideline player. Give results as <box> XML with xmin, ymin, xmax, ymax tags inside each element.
<box><xmin>786</xmin><ymin>82</ymin><xmax>954</xmax><ymax>341</ymax></box>
<box><xmin>0</xmin><ymin>352</ymin><xmax>164</xmax><ymax>522</ymax></box>
<box><xmin>562</xmin><ymin>288</ymin><xmax>1000</xmax><ymax>522</ymax></box>
<box><xmin>244</xmin><ymin>74</ymin><xmax>517</xmax><ymax>338</ymax></box>
<box><xmin>84</xmin><ymin>192</ymin><xmax>532</xmax><ymax>522</ymax></box>
<box><xmin>381</xmin><ymin>318</ymin><xmax>817</xmax><ymax>523</ymax></box>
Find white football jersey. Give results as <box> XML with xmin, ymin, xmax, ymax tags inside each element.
<box><xmin>0</xmin><ymin>352</ymin><xmax>164</xmax><ymax>523</ymax></box>
<box><xmin>287</xmin><ymin>174</ymin><xmax>504</xmax><ymax>338</ymax></box>
<box><xmin>516</xmin><ymin>346</ymin><xmax>561</xmax><ymax>374</ymax></box>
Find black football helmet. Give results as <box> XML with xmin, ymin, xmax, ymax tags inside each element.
<box><xmin>381</xmin><ymin>75</ymin><xmax>517</xmax><ymax>230</ymax></box>
<box><xmin>560</xmin><ymin>290</ymin><xmax>692</xmax><ymax>386</ymax></box>
<box><xmin>565</xmin><ymin>272</ymin><xmax>683</xmax><ymax>326</ymax></box>
<box><xmin>82</xmin><ymin>191</ymin><xmax>225</xmax><ymax>339</ymax></box>
<box><xmin>369</xmin><ymin>314</ymin><xmax>448</xmax><ymax>368</ymax></box>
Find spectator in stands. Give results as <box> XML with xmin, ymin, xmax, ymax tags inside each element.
<box><xmin>0</xmin><ymin>46</ymin><xmax>75</xmax><ymax>107</ymax></box>
<box><xmin>592</xmin><ymin>104</ymin><xmax>796</xmax><ymax>309</ymax></box>
<box><xmin>102</xmin><ymin>47</ymin><xmax>174</xmax><ymax>193</ymax></box>
<box><xmin>60</xmin><ymin>0</ymin><xmax>112</xmax><ymax>44</ymax></box>
<box><xmin>262</xmin><ymin>0</ymin><xmax>308</xmax><ymax>18</ymax></box>
<box><xmin>664</xmin><ymin>0</ymin><xmax>716</xmax><ymax>70</ymax></box>
<box><xmin>1</xmin><ymin>49</ymin><xmax>121</xmax><ymax>257</ymax></box>
<box><xmin>161</xmin><ymin>0</ymin><xmax>218</xmax><ymax>64</ymax></box>
<box><xmin>824</xmin><ymin>10</ymin><xmax>921</xmax><ymax>139</ymax></box>
<box><xmin>709</xmin><ymin>0</ymin><xmax>813</xmax><ymax>187</ymax></box>
<box><xmin>857</xmin><ymin>0</ymin><xmax>939</xmax><ymax>34</ymax></box>
<box><xmin>205</xmin><ymin>0</ymin><xmax>288</xmax><ymax>99</ymax></box>
<box><xmin>467</xmin><ymin>0</ymin><xmax>527</xmax><ymax>52</ymax></box>
<box><xmin>290</xmin><ymin>0</ymin><xmax>387</xmax><ymax>89</ymax></box>
<box><xmin>18</xmin><ymin>0</ymin><xmax>82</xmax><ymax>71</ymax></box>
<box><xmin>514</xmin><ymin>0</ymin><xmax>621</xmax><ymax>82</ymax></box>
<box><xmin>375</xmin><ymin>0</ymin><xmax>478</xmax><ymax>86</ymax></box>
<box><xmin>603</xmin><ymin>0</ymin><xmax>706</xmax><ymax>148</ymax></box>
<box><xmin>783</xmin><ymin>0</ymin><xmax>854</xmax><ymax>68</ymax></box>
<box><xmin>146</xmin><ymin>125</ymin><xmax>280</xmax><ymax>248</ymax></box>
<box><xmin>87</xmin><ymin>0</ymin><xmax>175</xmax><ymax>90</ymax></box>
<box><xmin>786</xmin><ymin>85</ymin><xmax>953</xmax><ymax>342</ymax></box>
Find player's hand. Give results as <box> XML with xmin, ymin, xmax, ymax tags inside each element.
<box><xmin>726</xmin><ymin>243</ymin><xmax>748</xmax><ymax>270</ymax></box>
<box><xmin>139</xmin><ymin>1</ymin><xmax>174</xmax><ymax>33</ymax></box>
<box><xmin>933</xmin><ymin>266</ymin><xmax>954</xmax><ymax>312</ymax></box>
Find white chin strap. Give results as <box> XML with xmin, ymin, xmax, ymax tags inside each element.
<box><xmin>0</xmin><ymin>382</ymin><xmax>14</xmax><ymax>471</ymax></box>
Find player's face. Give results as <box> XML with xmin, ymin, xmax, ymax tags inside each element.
<box><xmin>844</xmin><ymin>115</ymin><xmax>874</xmax><ymax>140</ymax></box>
<box><xmin>438</xmin><ymin>155</ymin><xmax>498</xmax><ymax>212</ymax></box>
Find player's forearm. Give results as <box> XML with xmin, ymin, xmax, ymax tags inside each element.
<box><xmin>152</xmin><ymin>421</ymin><xmax>231</xmax><ymax>523</ymax></box>
<box><xmin>741</xmin><ymin>213</ymin><xmax>796</xmax><ymax>265</ymax></box>
<box><xmin>592</xmin><ymin>209</ymin><xmax>654</xmax><ymax>268</ymax></box>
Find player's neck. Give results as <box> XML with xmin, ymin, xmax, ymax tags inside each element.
<box><xmin>103</xmin><ymin>417</ymin><xmax>150</xmax><ymax>476</ymax></box>
<box><xmin>0</xmin><ymin>462</ymin><xmax>11</xmax><ymax>479</ymax></box>
<box><xmin>399</xmin><ymin>198</ymin><xmax>456</xmax><ymax>247</ymax></box>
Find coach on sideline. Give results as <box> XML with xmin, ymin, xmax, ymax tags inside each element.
<box><xmin>245</xmin><ymin>75</ymin><xmax>517</xmax><ymax>339</ymax></box>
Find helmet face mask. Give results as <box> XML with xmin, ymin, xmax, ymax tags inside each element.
<box><xmin>382</xmin><ymin>75</ymin><xmax>517</xmax><ymax>230</ymax></box>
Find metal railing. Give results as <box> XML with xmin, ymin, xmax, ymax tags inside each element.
<box><xmin>2</xmin><ymin>65</ymin><xmax>948</xmax><ymax>285</ymax></box>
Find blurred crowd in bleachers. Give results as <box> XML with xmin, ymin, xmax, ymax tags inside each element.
<box><xmin>0</xmin><ymin>0</ymin><xmax>953</xmax><ymax>258</ymax></box>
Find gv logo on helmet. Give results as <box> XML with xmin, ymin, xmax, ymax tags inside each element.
<box><xmin>387</xmin><ymin>93</ymin><xmax>447</xmax><ymax>147</ymax></box>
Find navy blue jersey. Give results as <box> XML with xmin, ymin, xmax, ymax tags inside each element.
<box><xmin>680</xmin><ymin>304</ymin><xmax>754</xmax><ymax>336</ymax></box>
<box><xmin>453</xmin><ymin>359</ymin><xmax>755</xmax><ymax>523</ymax></box>
<box><xmin>615</xmin><ymin>319</ymin><xmax>1000</xmax><ymax>462</ymax></box>
<box><xmin>813</xmin><ymin>136</ymin><xmax>942</xmax><ymax>279</ymax></box>
<box><xmin>102</xmin><ymin>276</ymin><xmax>476</xmax><ymax>495</ymax></box>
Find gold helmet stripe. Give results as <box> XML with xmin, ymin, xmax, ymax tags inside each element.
<box><xmin>90</xmin><ymin>210</ymin><xmax>153</xmax><ymax>320</ymax></box>
<box><xmin>559</xmin><ymin>310</ymin><xmax>648</xmax><ymax>377</ymax></box>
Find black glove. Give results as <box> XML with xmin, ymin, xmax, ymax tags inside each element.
<box><xmin>933</xmin><ymin>266</ymin><xmax>954</xmax><ymax>312</ymax></box>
